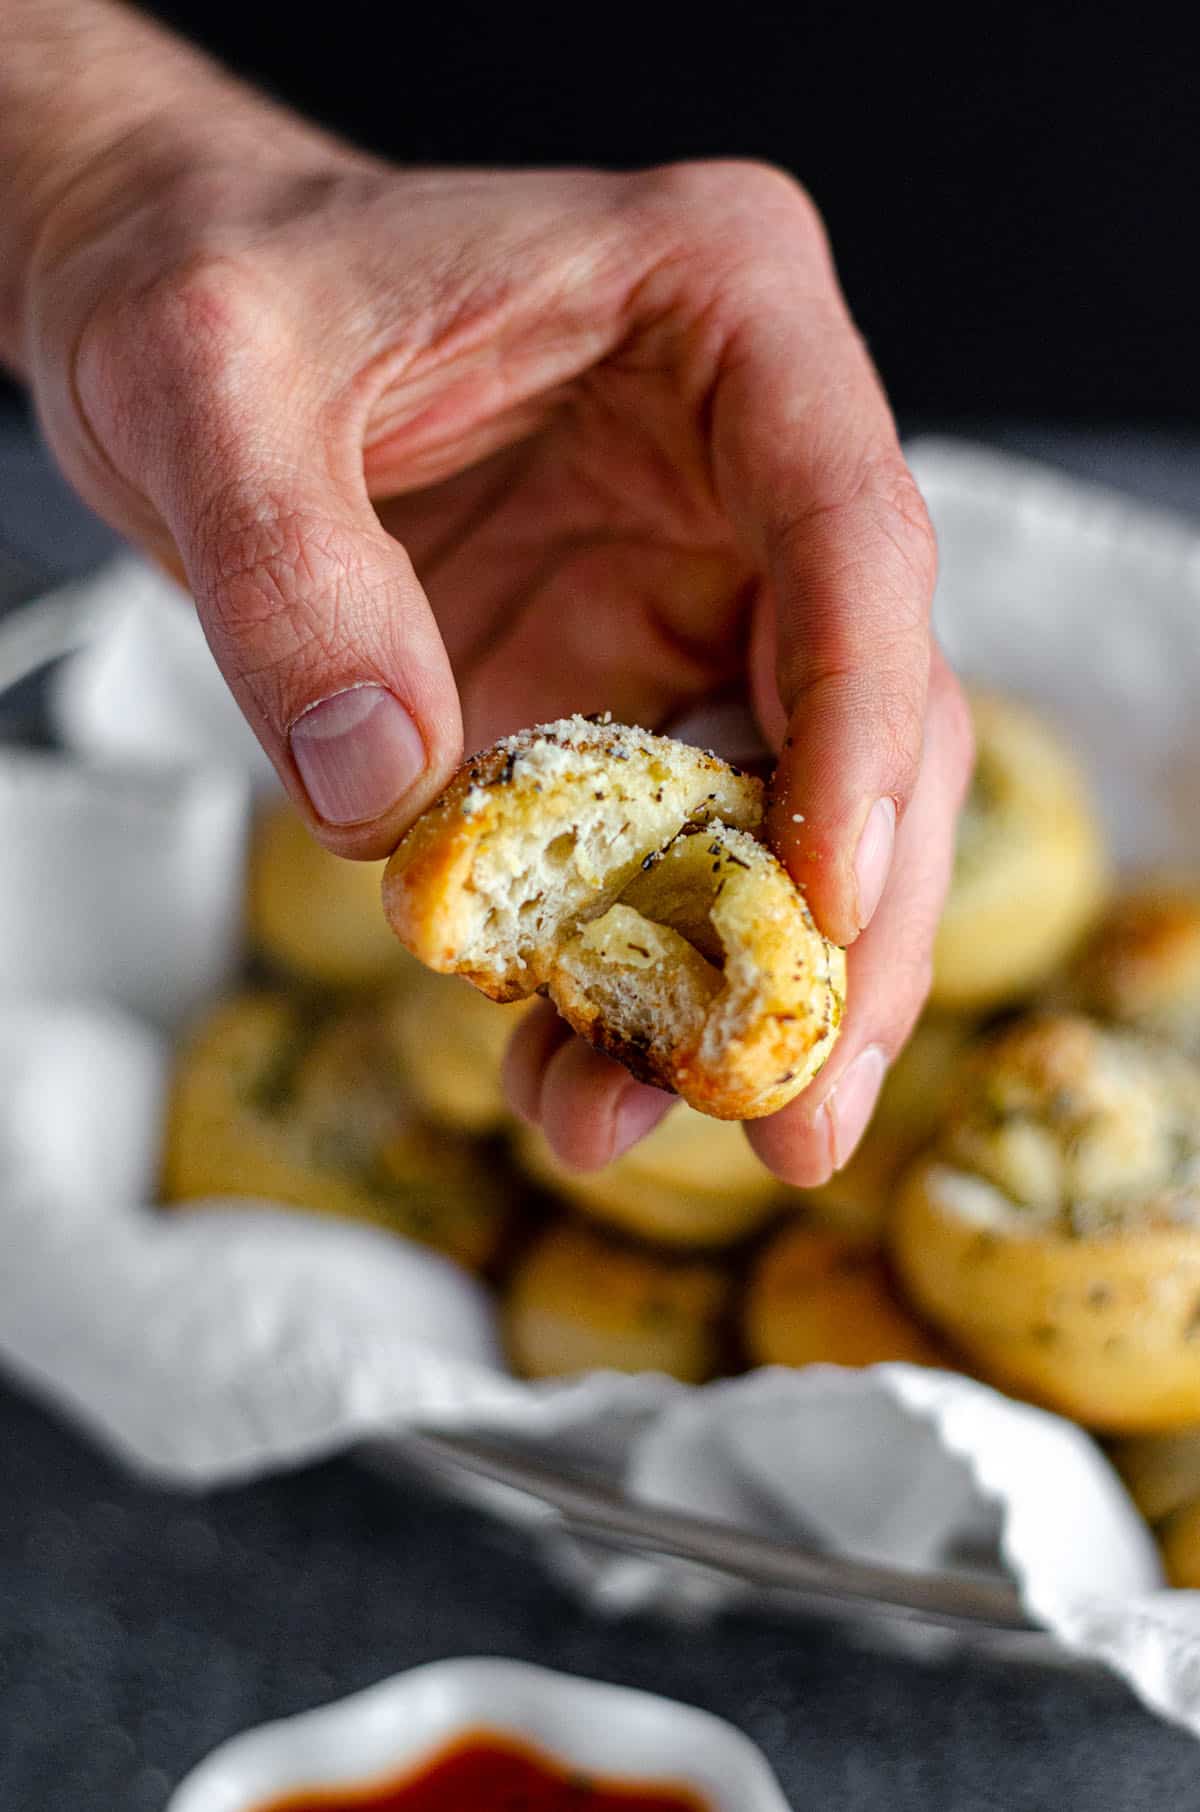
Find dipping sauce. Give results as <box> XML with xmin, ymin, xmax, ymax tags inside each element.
<box><xmin>255</xmin><ymin>1729</ymin><xmax>711</xmax><ymax>1811</ymax></box>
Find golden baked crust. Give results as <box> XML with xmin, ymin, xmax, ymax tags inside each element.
<box><xmin>384</xmin><ymin>715</ymin><xmax>761</xmax><ymax>993</ymax></box>
<box><xmin>1159</xmin><ymin>1499</ymin><xmax>1200</xmax><ymax>1588</ymax></box>
<box><xmin>931</xmin><ymin>691</ymin><xmax>1109</xmax><ymax>1010</ymax></box>
<box><xmin>1109</xmin><ymin>1427</ymin><xmax>1200</xmax><ymax>1591</ymax></box>
<box><xmin>744</xmin><ymin>1220</ymin><xmax>947</xmax><ymax>1369</ymax></box>
<box><xmin>502</xmin><ymin>1219</ymin><xmax>729</xmax><ymax>1382</ymax></box>
<box><xmin>247</xmin><ymin>799</ymin><xmax>417</xmax><ymax>987</ymax></box>
<box><xmin>890</xmin><ymin>1014</ymin><xmax>1200</xmax><ymax>1430</ymax></box>
<box><xmin>1112</xmin><ymin>1429</ymin><xmax>1200</xmax><ymax>1526</ymax></box>
<box><xmin>383</xmin><ymin>716</ymin><xmax>846</xmax><ymax>1119</ymax></box>
<box><xmin>514</xmin><ymin>1115</ymin><xmax>784</xmax><ymax>1250</ymax></box>
<box><xmin>162</xmin><ymin>992</ymin><xmax>514</xmax><ymax>1271</ymax></box>
<box><xmin>1064</xmin><ymin>883</ymin><xmax>1200</xmax><ymax>1057</ymax></box>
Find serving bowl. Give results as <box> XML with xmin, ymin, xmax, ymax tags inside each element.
<box><xmin>166</xmin><ymin>1656</ymin><xmax>792</xmax><ymax>1812</ymax></box>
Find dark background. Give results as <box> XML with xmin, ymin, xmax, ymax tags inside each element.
<box><xmin>9</xmin><ymin>11</ymin><xmax>1197</xmax><ymax>427</ymax></box>
<box><xmin>131</xmin><ymin>4</ymin><xmax>1199</xmax><ymax>426</ymax></box>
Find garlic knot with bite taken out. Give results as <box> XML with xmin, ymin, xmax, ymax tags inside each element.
<box><xmin>382</xmin><ymin>715</ymin><xmax>845</xmax><ymax>1120</ymax></box>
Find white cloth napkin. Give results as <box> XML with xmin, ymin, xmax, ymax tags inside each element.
<box><xmin>4</xmin><ymin>439</ymin><xmax>1200</xmax><ymax>1737</ymax></box>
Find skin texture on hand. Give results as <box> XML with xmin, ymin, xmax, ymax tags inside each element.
<box><xmin>2</xmin><ymin>0</ymin><xmax>973</xmax><ymax>1188</ymax></box>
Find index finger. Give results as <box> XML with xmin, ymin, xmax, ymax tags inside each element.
<box><xmin>708</xmin><ymin>183</ymin><xmax>938</xmax><ymax>946</ymax></box>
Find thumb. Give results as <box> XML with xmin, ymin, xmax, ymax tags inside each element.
<box><xmin>69</xmin><ymin>262</ymin><xmax>463</xmax><ymax>858</ymax></box>
<box><xmin>182</xmin><ymin>454</ymin><xmax>463</xmax><ymax>858</ymax></box>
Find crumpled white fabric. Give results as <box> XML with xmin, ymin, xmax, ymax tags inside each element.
<box><xmin>0</xmin><ymin>747</ymin><xmax>249</xmax><ymax>1025</ymax></box>
<box><xmin>4</xmin><ymin>438</ymin><xmax>1200</xmax><ymax>1738</ymax></box>
<box><xmin>48</xmin><ymin>555</ymin><xmax>276</xmax><ymax>788</ymax></box>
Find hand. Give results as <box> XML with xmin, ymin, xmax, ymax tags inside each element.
<box><xmin>7</xmin><ymin>14</ymin><xmax>972</xmax><ymax>1187</ymax></box>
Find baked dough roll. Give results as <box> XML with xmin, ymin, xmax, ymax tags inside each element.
<box><xmin>1111</xmin><ymin>1429</ymin><xmax>1200</xmax><ymax>1526</ymax></box>
<box><xmin>1109</xmin><ymin>1428</ymin><xmax>1200</xmax><ymax>1588</ymax></box>
<box><xmin>388</xmin><ymin>968</ymin><xmax>533</xmax><ymax>1134</ymax></box>
<box><xmin>503</xmin><ymin>1220</ymin><xmax>730</xmax><ymax>1382</ymax></box>
<box><xmin>1158</xmin><ymin>1501</ymin><xmax>1200</xmax><ymax>1588</ymax></box>
<box><xmin>514</xmin><ymin>1112</ymin><xmax>783</xmax><ymax>1250</ymax></box>
<box><xmin>744</xmin><ymin>1220</ymin><xmax>947</xmax><ymax>1370</ymax></box>
<box><xmin>383</xmin><ymin>716</ymin><xmax>845</xmax><ymax>1119</ymax></box>
<box><xmin>248</xmin><ymin>798</ymin><xmax>417</xmax><ymax>988</ymax></box>
<box><xmin>1110</xmin><ymin>1428</ymin><xmax>1200</xmax><ymax>1586</ymax></box>
<box><xmin>162</xmin><ymin>993</ymin><xmax>514</xmax><ymax>1271</ymax></box>
<box><xmin>891</xmin><ymin>1014</ymin><xmax>1200</xmax><ymax>1431</ymax></box>
<box><xmin>1064</xmin><ymin>883</ymin><xmax>1200</xmax><ymax>1058</ymax></box>
<box><xmin>930</xmin><ymin>692</ymin><xmax>1108</xmax><ymax>1011</ymax></box>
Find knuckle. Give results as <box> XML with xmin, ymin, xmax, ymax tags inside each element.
<box><xmin>772</xmin><ymin>459</ymin><xmax>938</xmax><ymax>755</ymax></box>
<box><xmin>137</xmin><ymin>253</ymin><xmax>263</xmax><ymax>354</ymax></box>
<box><xmin>672</xmin><ymin>157</ymin><xmax>819</xmax><ymax>220</ymax></box>
<box><xmin>870</xmin><ymin>665</ymin><xmax>928</xmax><ymax>779</ymax></box>
<box><xmin>873</xmin><ymin>456</ymin><xmax>940</xmax><ymax>593</ymax></box>
<box><xmin>112</xmin><ymin>253</ymin><xmax>280</xmax><ymax>432</ymax></box>
<box><xmin>780</xmin><ymin>655</ymin><xmax>927</xmax><ymax>783</ymax></box>
<box><xmin>632</xmin><ymin>159</ymin><xmax>827</xmax><ymax>264</ymax></box>
<box><xmin>162</xmin><ymin>264</ymin><xmax>278</xmax><ymax>435</ymax></box>
<box><xmin>728</xmin><ymin>160</ymin><xmax>825</xmax><ymax>237</ymax></box>
<box><xmin>75</xmin><ymin>252</ymin><xmax>282</xmax><ymax>486</ymax></box>
<box><xmin>70</xmin><ymin>251</ymin><xmax>283</xmax><ymax>507</ymax></box>
<box><xmin>798</xmin><ymin>450</ymin><xmax>939</xmax><ymax>598</ymax></box>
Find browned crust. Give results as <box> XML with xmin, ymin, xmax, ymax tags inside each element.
<box><xmin>382</xmin><ymin>721</ymin><xmax>749</xmax><ymax>994</ymax></box>
<box><xmin>382</xmin><ymin>718</ymin><xmax>843</xmax><ymax>1116</ymax></box>
<box><xmin>550</xmin><ymin>987</ymin><xmax>842</xmax><ymax>1121</ymax></box>
<box><xmin>891</xmin><ymin>1154</ymin><xmax>1200</xmax><ymax>1431</ymax></box>
<box><xmin>381</xmin><ymin>791</ymin><xmax>480</xmax><ymax>975</ymax></box>
<box><xmin>564</xmin><ymin>1007</ymin><xmax>681</xmax><ymax>1094</ymax></box>
<box><xmin>1071</xmin><ymin>887</ymin><xmax>1200</xmax><ymax>1019</ymax></box>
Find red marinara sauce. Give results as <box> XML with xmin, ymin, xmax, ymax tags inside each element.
<box><xmin>254</xmin><ymin>1729</ymin><xmax>711</xmax><ymax>1812</ymax></box>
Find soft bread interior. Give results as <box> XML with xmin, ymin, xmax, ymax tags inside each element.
<box><xmin>549</xmin><ymin>824</ymin><xmax>751</xmax><ymax>1079</ymax></box>
<box><xmin>546</xmin><ymin>819</ymin><xmax>844</xmax><ymax>1112</ymax></box>
<box><xmin>385</xmin><ymin>717</ymin><xmax>845</xmax><ymax>1116</ymax></box>
<box><xmin>442</xmin><ymin>721</ymin><xmax>762</xmax><ymax>988</ymax></box>
<box><xmin>620</xmin><ymin>825</ymin><xmax>731</xmax><ymax>964</ymax></box>
<box><xmin>553</xmin><ymin>904</ymin><xmax>724</xmax><ymax>1079</ymax></box>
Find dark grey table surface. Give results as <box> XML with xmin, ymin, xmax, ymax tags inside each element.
<box><xmin>4</xmin><ymin>406</ymin><xmax>1200</xmax><ymax>1811</ymax></box>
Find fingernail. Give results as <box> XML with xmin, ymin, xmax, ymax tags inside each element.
<box><xmin>807</xmin><ymin>1099</ymin><xmax>837</xmax><ymax>1186</ymax></box>
<box><xmin>828</xmin><ymin>1045</ymin><xmax>887</xmax><ymax>1169</ymax></box>
<box><xmin>290</xmin><ymin>685</ymin><xmax>425</xmax><ymax>826</ymax></box>
<box><xmin>612</xmin><ymin>1084</ymin><xmax>673</xmax><ymax>1160</ymax></box>
<box><xmin>853</xmin><ymin>796</ymin><xmax>896</xmax><ymax>931</ymax></box>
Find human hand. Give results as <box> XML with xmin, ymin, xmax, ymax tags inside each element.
<box><xmin>4</xmin><ymin>5</ymin><xmax>972</xmax><ymax>1187</ymax></box>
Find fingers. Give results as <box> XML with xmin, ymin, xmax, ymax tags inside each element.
<box><xmin>704</xmin><ymin>175</ymin><xmax>938</xmax><ymax>945</ymax></box>
<box><xmin>502</xmin><ymin>999</ymin><xmax>573</xmax><ymax>1123</ymax></box>
<box><xmin>71</xmin><ymin>258</ymin><xmax>463</xmax><ymax>857</ymax></box>
<box><xmin>504</xmin><ymin>651</ymin><xmax>972</xmax><ymax>1181</ymax></box>
<box><xmin>453</xmin><ymin>540</ymin><xmax>747</xmax><ymax>752</ymax></box>
<box><xmin>747</xmin><ymin>649</ymin><xmax>974</xmax><ymax>1186</ymax></box>
<box><xmin>504</xmin><ymin>998</ymin><xmax>676</xmax><ymax>1168</ymax></box>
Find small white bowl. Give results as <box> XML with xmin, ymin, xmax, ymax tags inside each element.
<box><xmin>167</xmin><ymin>1656</ymin><xmax>792</xmax><ymax>1812</ymax></box>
